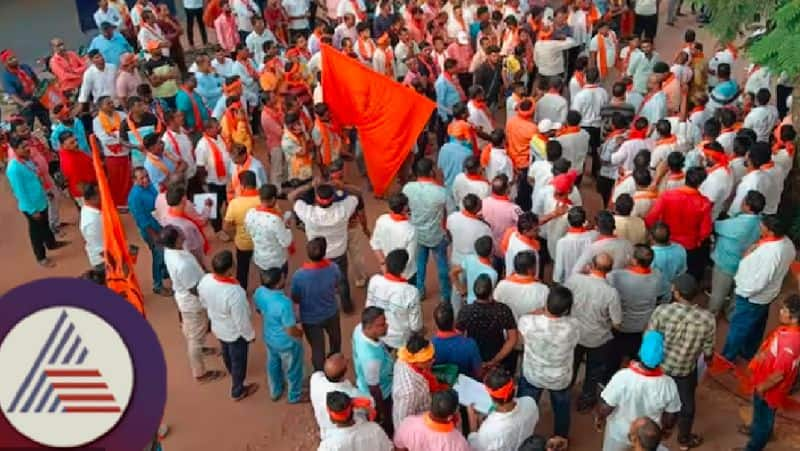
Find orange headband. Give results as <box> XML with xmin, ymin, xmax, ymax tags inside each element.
<box><xmin>327</xmin><ymin>397</ymin><xmax>376</xmax><ymax>422</ymax></box>
<box><xmin>486</xmin><ymin>379</ymin><xmax>515</xmax><ymax>400</ymax></box>
<box><xmin>223</xmin><ymin>80</ymin><xmax>242</xmax><ymax>96</ymax></box>
<box><xmin>447</xmin><ymin>120</ymin><xmax>472</xmax><ymax>141</ymax></box>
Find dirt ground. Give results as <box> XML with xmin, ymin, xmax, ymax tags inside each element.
<box><xmin>1</xmin><ymin>6</ymin><xmax>800</xmax><ymax>451</ymax></box>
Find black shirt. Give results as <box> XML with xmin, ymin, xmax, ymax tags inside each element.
<box><xmin>456</xmin><ymin>301</ymin><xmax>517</xmax><ymax>363</ymax></box>
<box><xmin>473</xmin><ymin>62</ymin><xmax>503</xmax><ymax>104</ymax></box>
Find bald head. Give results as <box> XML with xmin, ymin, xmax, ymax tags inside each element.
<box><xmin>647</xmin><ymin>74</ymin><xmax>662</xmax><ymax>93</ymax></box>
<box><xmin>323</xmin><ymin>353</ymin><xmax>348</xmax><ymax>382</ymax></box>
<box><xmin>630</xmin><ymin>417</ymin><xmax>662</xmax><ymax>451</ymax></box>
<box><xmin>591</xmin><ymin>252</ymin><xmax>614</xmax><ymax>273</ymax></box>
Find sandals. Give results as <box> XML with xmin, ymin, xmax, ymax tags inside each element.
<box><xmin>678</xmin><ymin>434</ymin><xmax>703</xmax><ymax>450</ymax></box>
<box><xmin>233</xmin><ymin>383</ymin><xmax>260</xmax><ymax>401</ymax></box>
<box><xmin>195</xmin><ymin>370</ymin><xmax>225</xmax><ymax>384</ymax></box>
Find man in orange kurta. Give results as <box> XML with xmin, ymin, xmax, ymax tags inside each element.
<box><xmin>504</xmin><ymin>99</ymin><xmax>538</xmax><ymax>211</ymax></box>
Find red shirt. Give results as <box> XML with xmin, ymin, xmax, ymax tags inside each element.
<box><xmin>645</xmin><ymin>186</ymin><xmax>712</xmax><ymax>250</ymax></box>
<box><xmin>59</xmin><ymin>148</ymin><xmax>97</xmax><ymax>197</ymax></box>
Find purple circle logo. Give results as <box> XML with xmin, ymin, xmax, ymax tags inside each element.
<box><xmin>0</xmin><ymin>278</ymin><xmax>167</xmax><ymax>450</ymax></box>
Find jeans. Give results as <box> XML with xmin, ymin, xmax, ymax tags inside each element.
<box><xmin>145</xmin><ymin>235</ymin><xmax>166</xmax><ymax>291</ymax></box>
<box><xmin>722</xmin><ymin>296</ymin><xmax>770</xmax><ymax>362</ymax></box>
<box><xmin>331</xmin><ymin>253</ymin><xmax>354</xmax><ymax>312</ymax></box>
<box><xmin>582</xmin><ymin>126</ymin><xmax>602</xmax><ymax>178</ymax></box>
<box><xmin>184</xmin><ymin>7</ymin><xmax>208</xmax><ymax>46</ymax></box>
<box><xmin>671</xmin><ymin>368</ymin><xmax>698</xmax><ymax>444</ymax></box>
<box><xmin>303</xmin><ymin>312</ymin><xmax>342</xmax><ymax>371</ymax></box>
<box><xmin>709</xmin><ymin>266</ymin><xmax>735</xmax><ymax>317</ymax></box>
<box><xmin>266</xmin><ymin>340</ymin><xmax>304</xmax><ymax>403</ymax></box>
<box><xmin>207</xmin><ymin>183</ymin><xmax>227</xmax><ymax>232</ymax></box>
<box><xmin>236</xmin><ymin>248</ymin><xmax>253</xmax><ymax>290</ymax></box>
<box><xmin>686</xmin><ymin>242</ymin><xmax>709</xmax><ymax>283</ymax></box>
<box><xmin>518</xmin><ymin>375</ymin><xmax>571</xmax><ymax>438</ymax></box>
<box><xmin>747</xmin><ymin>394</ymin><xmax>775</xmax><ymax>451</ymax></box>
<box><xmin>220</xmin><ymin>337</ymin><xmax>250</xmax><ymax>398</ymax></box>
<box><xmin>415</xmin><ymin>238</ymin><xmax>452</xmax><ymax>301</ymax></box>
<box><xmin>23</xmin><ymin>209</ymin><xmax>56</xmax><ymax>261</ymax></box>
<box><xmin>572</xmin><ymin>343</ymin><xmax>610</xmax><ymax>406</ymax></box>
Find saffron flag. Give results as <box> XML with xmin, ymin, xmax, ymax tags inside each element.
<box><xmin>89</xmin><ymin>135</ymin><xmax>146</xmax><ymax>316</ymax></box>
<box><xmin>321</xmin><ymin>44</ymin><xmax>436</xmax><ymax>196</ymax></box>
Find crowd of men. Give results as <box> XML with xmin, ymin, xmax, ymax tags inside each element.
<box><xmin>2</xmin><ymin>0</ymin><xmax>800</xmax><ymax>450</ymax></box>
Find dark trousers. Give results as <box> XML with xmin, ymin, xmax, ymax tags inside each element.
<box><xmin>220</xmin><ymin>337</ymin><xmax>249</xmax><ymax>398</ymax></box>
<box><xmin>686</xmin><ymin>241</ymin><xmax>709</xmax><ymax>283</ymax></box>
<box><xmin>777</xmin><ymin>85</ymin><xmax>793</xmax><ymax>119</ymax></box>
<box><xmin>235</xmin><ymin>248</ymin><xmax>253</xmax><ymax>290</ymax></box>
<box><xmin>457</xmin><ymin>73</ymin><xmax>472</xmax><ymax>95</ymax></box>
<box><xmin>518</xmin><ymin>375</ymin><xmax>571</xmax><ymax>438</ymax></box>
<box><xmin>635</xmin><ymin>13</ymin><xmax>659</xmax><ymax>40</ymax></box>
<box><xmin>572</xmin><ymin>342</ymin><xmax>610</xmax><ymax>406</ymax></box>
<box><xmin>597</xmin><ymin>176</ymin><xmax>615</xmax><ymax>208</ymax></box>
<box><xmin>207</xmin><ymin>183</ymin><xmax>227</xmax><ymax>232</ymax></box>
<box><xmin>24</xmin><ymin>209</ymin><xmax>56</xmax><ymax>261</ymax></box>
<box><xmin>671</xmin><ymin>368</ymin><xmax>698</xmax><ymax>444</ymax></box>
<box><xmin>582</xmin><ymin>126</ymin><xmax>602</xmax><ymax>177</ymax></box>
<box><xmin>608</xmin><ymin>330</ymin><xmax>643</xmax><ymax>379</ymax></box>
<box><xmin>21</xmin><ymin>99</ymin><xmax>52</xmax><ymax>131</ymax></box>
<box><xmin>722</xmin><ymin>296</ymin><xmax>770</xmax><ymax>362</ymax></box>
<box><xmin>747</xmin><ymin>394</ymin><xmax>775</xmax><ymax>451</ymax></box>
<box><xmin>184</xmin><ymin>7</ymin><xmax>208</xmax><ymax>46</ymax></box>
<box><xmin>331</xmin><ymin>254</ymin><xmax>354</xmax><ymax>313</ymax></box>
<box><xmin>303</xmin><ymin>312</ymin><xmax>342</xmax><ymax>371</ymax></box>
<box><xmin>516</xmin><ymin>167</ymin><xmax>532</xmax><ymax>212</ymax></box>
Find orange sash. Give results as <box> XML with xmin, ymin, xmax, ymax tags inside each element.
<box><xmin>169</xmin><ymin>206</ymin><xmax>210</xmax><ymax>254</ymax></box>
<box><xmin>181</xmin><ymin>87</ymin><xmax>205</xmax><ymax>132</ymax></box>
<box><xmin>203</xmin><ymin>135</ymin><xmax>227</xmax><ymax>178</ymax></box>
<box><xmin>164</xmin><ymin>129</ymin><xmax>182</xmax><ymax>158</ymax></box>
<box><xmin>597</xmin><ymin>33</ymin><xmax>609</xmax><ymax>78</ymax></box>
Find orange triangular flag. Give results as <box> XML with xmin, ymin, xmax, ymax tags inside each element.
<box><xmin>320</xmin><ymin>44</ymin><xmax>435</xmax><ymax>196</ymax></box>
<box><xmin>90</xmin><ymin>135</ymin><xmax>146</xmax><ymax>316</ymax></box>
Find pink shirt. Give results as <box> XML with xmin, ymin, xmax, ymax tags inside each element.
<box><xmin>446</xmin><ymin>42</ymin><xmax>473</xmax><ymax>73</ymax></box>
<box><xmin>260</xmin><ymin>109</ymin><xmax>283</xmax><ymax>150</ymax></box>
<box><xmin>214</xmin><ymin>13</ymin><xmax>240</xmax><ymax>52</ymax></box>
<box><xmin>155</xmin><ymin>192</ymin><xmax>208</xmax><ymax>226</ymax></box>
<box><xmin>481</xmin><ymin>194</ymin><xmax>522</xmax><ymax>257</ymax></box>
<box><xmin>116</xmin><ymin>69</ymin><xmax>144</xmax><ymax>101</ymax></box>
<box><xmin>393</xmin><ymin>414</ymin><xmax>471</xmax><ymax>451</ymax></box>
<box><xmin>49</xmin><ymin>51</ymin><xmax>88</xmax><ymax>92</ymax></box>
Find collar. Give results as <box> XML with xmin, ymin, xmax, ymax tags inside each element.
<box><xmin>302</xmin><ymin>259</ymin><xmax>332</xmax><ymax>270</ymax></box>
<box><xmin>212</xmin><ymin>274</ymin><xmax>238</xmax><ymax>285</ymax></box>
<box><xmin>389</xmin><ymin>213</ymin><xmax>409</xmax><ymax>222</ymax></box>
<box><xmin>567</xmin><ymin>226</ymin><xmax>588</xmax><ymax>233</ymax></box>
<box><xmin>423</xmin><ymin>412</ymin><xmax>456</xmax><ymax>433</ymax></box>
<box><xmin>589</xmin><ymin>269</ymin><xmax>607</xmax><ymax>279</ymax></box>
<box><xmin>435</xmin><ymin>330</ymin><xmax>461</xmax><ymax>339</ymax></box>
<box><xmin>627</xmin><ymin>265</ymin><xmax>653</xmax><ymax>275</ymax></box>
<box><xmin>384</xmin><ymin>273</ymin><xmax>407</xmax><ymax>283</ymax></box>
<box><xmin>506</xmin><ymin>273</ymin><xmax>536</xmax><ymax>284</ymax></box>
<box><xmin>629</xmin><ymin>362</ymin><xmax>664</xmax><ymax>377</ymax></box>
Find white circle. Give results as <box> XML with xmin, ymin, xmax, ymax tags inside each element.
<box><xmin>0</xmin><ymin>306</ymin><xmax>134</xmax><ymax>447</ymax></box>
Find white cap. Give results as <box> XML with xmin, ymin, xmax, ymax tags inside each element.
<box><xmin>538</xmin><ymin>119</ymin><xmax>561</xmax><ymax>133</ymax></box>
<box><xmin>457</xmin><ymin>31</ymin><xmax>469</xmax><ymax>45</ymax></box>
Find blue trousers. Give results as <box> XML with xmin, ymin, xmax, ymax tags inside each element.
<box><xmin>415</xmin><ymin>239</ymin><xmax>452</xmax><ymax>301</ymax></box>
<box><xmin>145</xmin><ymin>235</ymin><xmax>166</xmax><ymax>291</ymax></box>
<box><xmin>266</xmin><ymin>340</ymin><xmax>304</xmax><ymax>403</ymax></box>
<box><xmin>722</xmin><ymin>296</ymin><xmax>770</xmax><ymax>362</ymax></box>
<box><xmin>518</xmin><ymin>375</ymin><xmax>571</xmax><ymax>438</ymax></box>
<box><xmin>746</xmin><ymin>394</ymin><xmax>775</xmax><ymax>451</ymax></box>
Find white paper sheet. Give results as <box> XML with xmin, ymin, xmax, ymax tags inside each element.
<box><xmin>452</xmin><ymin>374</ymin><xmax>493</xmax><ymax>414</ymax></box>
<box><xmin>193</xmin><ymin>193</ymin><xmax>218</xmax><ymax>219</ymax></box>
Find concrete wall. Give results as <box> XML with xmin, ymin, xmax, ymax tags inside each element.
<box><xmin>0</xmin><ymin>0</ymin><xmax>92</xmax><ymax>64</ymax></box>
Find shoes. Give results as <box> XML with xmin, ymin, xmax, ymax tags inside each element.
<box><xmin>233</xmin><ymin>383</ymin><xmax>259</xmax><ymax>401</ymax></box>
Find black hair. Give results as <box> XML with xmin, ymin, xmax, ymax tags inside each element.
<box><xmin>462</xmin><ymin>193</ymin><xmax>481</xmax><ymax>214</ymax></box>
<box><xmin>513</xmin><ymin>250</ymin><xmax>536</xmax><ymax>275</ymax></box>
<box><xmin>473</xmin><ymin>273</ymin><xmax>493</xmax><ymax>300</ymax></box>
<box><xmin>211</xmin><ymin>250</ymin><xmax>234</xmax><ymax>274</ymax></box>
<box><xmin>430</xmin><ymin>389</ymin><xmax>459</xmax><ymax>419</ymax></box>
<box><xmin>434</xmin><ymin>303</ymin><xmax>455</xmax><ymax>331</ymax></box>
<box><xmin>474</xmin><ymin>235</ymin><xmax>493</xmax><ymax>258</ymax></box>
<box><xmin>385</xmin><ymin>249</ymin><xmax>409</xmax><ymax>276</ymax></box>
<box><xmin>361</xmin><ymin>306</ymin><xmax>385</xmax><ymax>327</ymax></box>
<box><xmin>260</xmin><ymin>267</ymin><xmax>284</xmax><ymax>289</ymax></box>
<box><xmin>744</xmin><ymin>190</ymin><xmax>766</xmax><ymax>214</ymax></box>
<box><xmin>567</xmin><ymin>206</ymin><xmax>586</xmax><ymax>227</ymax></box>
<box><xmin>306</xmin><ymin>237</ymin><xmax>327</xmax><ymax>261</ymax></box>
<box><xmin>650</xmin><ymin>222</ymin><xmax>670</xmax><ymax>244</ymax></box>
<box><xmin>615</xmin><ymin>193</ymin><xmax>634</xmax><ymax>216</ymax></box>
<box><xmin>685</xmin><ymin>166</ymin><xmax>707</xmax><ymax>188</ymax></box>
<box><xmin>633</xmin><ymin>244</ymin><xmax>655</xmax><ymax>267</ymax></box>
<box><xmin>546</xmin><ymin>140</ymin><xmax>563</xmax><ymax>161</ymax></box>
<box><xmin>546</xmin><ymin>285</ymin><xmax>573</xmax><ymax>316</ymax></box>
<box><xmin>596</xmin><ymin>210</ymin><xmax>616</xmax><ymax>235</ymax></box>
<box><xmin>566</xmin><ymin>110</ymin><xmax>581</xmax><ymax>126</ymax></box>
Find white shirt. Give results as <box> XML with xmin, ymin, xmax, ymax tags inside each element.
<box><xmin>745</xmin><ymin>65</ymin><xmax>771</xmax><ymax>95</ymax></box>
<box><xmin>93</xmin><ymin>110</ymin><xmax>128</xmax><ymax>156</ymax></box>
<box><xmin>283</xmin><ymin>0</ymin><xmax>311</xmax><ymax>30</ymax></box>
<box><xmin>485</xmin><ymin>148</ymin><xmax>514</xmax><ymax>182</ymax></box>
<box><xmin>734</xmin><ymin>237</ymin><xmax>796</xmax><ymax>304</ymax></box>
<box><xmin>534</xmin><ymin>38</ymin><xmax>576</xmax><ymax>77</ymax></box>
<box><xmin>317</xmin><ymin>420</ymin><xmax>392</xmax><ymax>451</ymax></box>
<box><xmin>164</xmin><ymin>248</ymin><xmax>206</xmax><ymax>312</ymax></box>
<box><xmin>494</xmin><ymin>278</ymin><xmax>549</xmax><ymax>321</ymax></box>
<box><xmin>336</xmin><ymin>0</ymin><xmax>367</xmax><ymax>21</ymax></box>
<box><xmin>137</xmin><ymin>24</ymin><xmax>170</xmax><ymax>58</ymax></box>
<box><xmin>369</xmin><ymin>214</ymin><xmax>417</xmax><ymax>279</ymax></box>
<box><xmin>246</xmin><ymin>30</ymin><xmax>277</xmax><ymax>66</ymax></box>
<box><xmin>611</xmin><ymin>137</ymin><xmax>654</xmax><ymax>172</ymax></box>
<box><xmin>571</xmin><ymin>236</ymin><xmax>634</xmax><ymax>275</ymax></box>
<box><xmin>665</xmin><ymin>116</ymin><xmax>701</xmax><ymax>153</ymax></box>
<box><xmin>94</xmin><ymin>7</ymin><xmax>123</xmax><ymax>29</ymax></box>
<box><xmin>197</xmin><ymin>274</ymin><xmax>255</xmax><ymax>342</ymax></box>
<box><xmin>451</xmin><ymin>174</ymin><xmax>491</xmax><ymax>211</ymax></box>
<box><xmin>699</xmin><ymin>166</ymin><xmax>734</xmax><ymax>220</ymax></box>
<box><xmin>183</xmin><ymin>0</ymin><xmax>204</xmax><ymax>8</ymax></box>
<box><xmin>528</xmin><ymin>160</ymin><xmax>553</xmax><ymax>202</ymax></box>
<box><xmin>467</xmin><ymin>396</ymin><xmax>539</xmax><ymax>451</ymax></box>
<box><xmin>589</xmin><ymin>34</ymin><xmax>617</xmax><ymax>75</ymax></box>
<box><xmin>535</xmin><ymin>92</ymin><xmax>569</xmax><ymax>124</ymax></box>
<box><xmin>446</xmin><ymin>211</ymin><xmax>493</xmax><ymax>265</ymax></box>
<box><xmin>572</xmin><ymin>85</ymin><xmax>609</xmax><ymax>128</ymax></box>
<box><xmin>564</xmin><ymin>273</ymin><xmax>622</xmax><ymax>348</ymax></box>
<box><xmin>518</xmin><ymin>313</ymin><xmax>580</xmax><ymax>390</ymax></box>
<box><xmin>212</xmin><ymin>57</ymin><xmax>236</xmax><ymax>78</ymax></box>
<box><xmin>80</xmin><ymin>205</ymin><xmax>104</xmax><ymax>267</ymax></box>
<box><xmin>310</xmin><ymin>371</ymin><xmax>373</xmax><ymax>440</ymax></box>
<box><xmin>637</xmin><ymin>91</ymin><xmax>667</xmax><ymax>125</ymax></box>
<box><xmin>634</xmin><ymin>0</ymin><xmax>658</xmax><ymax>15</ymax></box>
<box><xmin>194</xmin><ymin>135</ymin><xmax>232</xmax><ymax>185</ymax></box>
<box><xmin>365</xmin><ymin>274</ymin><xmax>422</xmax><ymax>349</ymax></box>
<box><xmin>502</xmin><ymin>231</ymin><xmax>540</xmax><ymax>277</ymax></box>
<box><xmin>467</xmin><ymin>101</ymin><xmax>494</xmax><ymax>148</ymax></box>
<box><xmin>761</xmin><ymin>163</ymin><xmax>785</xmax><ymax>215</ymax></box>
<box><xmin>162</xmin><ymin>129</ymin><xmax>196</xmax><ymax>178</ymax></box>
<box><xmin>743</xmin><ymin>105</ymin><xmax>779</xmax><ymax>143</ymax></box>
<box><xmin>601</xmin><ymin>368</ymin><xmax>681</xmax><ymax>451</ymax></box>
<box><xmin>649</xmin><ymin>138</ymin><xmax>678</xmax><ymax>171</ymax></box>
<box><xmin>556</xmin><ymin>129</ymin><xmax>591</xmax><ymax>174</ymax></box>
<box><xmin>294</xmin><ymin>196</ymin><xmax>359</xmax><ymax>258</ymax></box>
<box><xmin>232</xmin><ymin>0</ymin><xmax>261</xmax><ymax>32</ymax></box>
<box><xmin>728</xmin><ymin>168</ymin><xmax>772</xmax><ymax>216</ymax></box>
<box><xmin>244</xmin><ymin>208</ymin><xmax>293</xmax><ymax>270</ymax></box>
<box><xmin>553</xmin><ymin>229</ymin><xmax>598</xmax><ymax>283</ymax></box>
<box><xmin>78</xmin><ymin>64</ymin><xmax>118</xmax><ymax>104</ymax></box>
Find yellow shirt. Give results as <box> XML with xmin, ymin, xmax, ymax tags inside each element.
<box><xmin>224</xmin><ymin>194</ymin><xmax>261</xmax><ymax>250</ymax></box>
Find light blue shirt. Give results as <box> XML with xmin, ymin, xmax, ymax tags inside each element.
<box><xmin>194</xmin><ymin>71</ymin><xmax>224</xmax><ymax>116</ymax></box>
<box><xmin>461</xmin><ymin>254</ymin><xmax>498</xmax><ymax>303</ymax></box>
<box><xmin>6</xmin><ymin>159</ymin><xmax>48</xmax><ymax>215</ymax></box>
<box><xmin>50</xmin><ymin>121</ymin><xmax>90</xmax><ymax>154</ymax></box>
<box><xmin>638</xmin><ymin>91</ymin><xmax>667</xmax><ymax>125</ymax></box>
<box><xmin>352</xmin><ymin>324</ymin><xmax>393</xmax><ymax>399</ymax></box>
<box><xmin>711</xmin><ymin>213</ymin><xmax>762</xmax><ymax>275</ymax></box>
<box><xmin>88</xmin><ymin>32</ymin><xmax>133</xmax><ymax>67</ymax></box>
<box><xmin>437</xmin><ymin>140</ymin><xmax>472</xmax><ymax>193</ymax></box>
<box><xmin>143</xmin><ymin>154</ymin><xmax>175</xmax><ymax>188</ymax></box>
<box><xmin>175</xmin><ymin>88</ymin><xmax>211</xmax><ymax>131</ymax></box>
<box><xmin>652</xmin><ymin>242</ymin><xmax>687</xmax><ymax>300</ymax></box>
<box><xmin>627</xmin><ymin>50</ymin><xmax>660</xmax><ymax>94</ymax></box>
<box><xmin>434</xmin><ymin>74</ymin><xmax>462</xmax><ymax>121</ymax></box>
<box><xmin>402</xmin><ymin>180</ymin><xmax>447</xmax><ymax>248</ymax></box>
<box><xmin>254</xmin><ymin>287</ymin><xmax>298</xmax><ymax>351</ymax></box>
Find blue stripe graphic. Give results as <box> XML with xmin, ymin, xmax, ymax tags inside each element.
<box><xmin>21</xmin><ymin>372</ymin><xmax>47</xmax><ymax>413</ymax></box>
<box><xmin>76</xmin><ymin>347</ymin><xmax>88</xmax><ymax>364</ymax></box>
<box><xmin>35</xmin><ymin>385</ymin><xmax>53</xmax><ymax>413</ymax></box>
<box><xmin>8</xmin><ymin>310</ymin><xmax>68</xmax><ymax>412</ymax></box>
<box><xmin>48</xmin><ymin>395</ymin><xmax>60</xmax><ymax>413</ymax></box>
<box><xmin>48</xmin><ymin>323</ymin><xmax>74</xmax><ymax>364</ymax></box>
<box><xmin>63</xmin><ymin>335</ymin><xmax>82</xmax><ymax>364</ymax></box>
